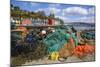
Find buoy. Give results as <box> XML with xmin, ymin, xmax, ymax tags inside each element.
<box><xmin>51</xmin><ymin>51</ymin><xmax>59</xmax><ymax>61</ymax></box>
<box><xmin>41</xmin><ymin>30</ymin><xmax>46</xmax><ymax>35</ymax></box>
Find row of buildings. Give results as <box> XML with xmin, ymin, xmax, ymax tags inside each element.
<box><xmin>11</xmin><ymin>17</ymin><xmax>62</xmax><ymax>26</ymax></box>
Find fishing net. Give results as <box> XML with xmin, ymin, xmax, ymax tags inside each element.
<box><xmin>43</xmin><ymin>29</ymin><xmax>67</xmax><ymax>53</ymax></box>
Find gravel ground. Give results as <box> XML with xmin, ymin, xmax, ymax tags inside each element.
<box><xmin>22</xmin><ymin>54</ymin><xmax>95</xmax><ymax>66</ymax></box>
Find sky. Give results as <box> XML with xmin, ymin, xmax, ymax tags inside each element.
<box><xmin>11</xmin><ymin>0</ymin><xmax>95</xmax><ymax>23</ymax></box>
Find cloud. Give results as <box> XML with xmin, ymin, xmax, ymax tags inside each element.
<box><xmin>79</xmin><ymin>16</ymin><xmax>95</xmax><ymax>23</ymax></box>
<box><xmin>55</xmin><ymin>15</ymin><xmax>74</xmax><ymax>23</ymax></box>
<box><xmin>88</xmin><ymin>7</ymin><xmax>95</xmax><ymax>15</ymax></box>
<box><xmin>47</xmin><ymin>8</ymin><xmax>61</xmax><ymax>14</ymax></box>
<box><xmin>35</xmin><ymin>7</ymin><xmax>61</xmax><ymax>15</ymax></box>
<box><xmin>70</xmin><ymin>16</ymin><xmax>94</xmax><ymax>23</ymax></box>
<box><xmin>55</xmin><ymin>15</ymin><xmax>67</xmax><ymax>20</ymax></box>
<box><xmin>61</xmin><ymin>6</ymin><xmax>95</xmax><ymax>23</ymax></box>
<box><xmin>55</xmin><ymin>15</ymin><xmax>95</xmax><ymax>23</ymax></box>
<box><xmin>35</xmin><ymin>3</ymin><xmax>61</xmax><ymax>15</ymax></box>
<box><xmin>62</xmin><ymin>7</ymin><xmax>88</xmax><ymax>16</ymax></box>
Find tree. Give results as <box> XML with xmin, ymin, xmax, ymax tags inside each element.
<box><xmin>14</xmin><ymin>6</ymin><xmax>20</xmax><ymax>10</ymax></box>
<box><xmin>56</xmin><ymin>18</ymin><xmax>64</xmax><ymax>25</ymax></box>
<box><xmin>48</xmin><ymin>12</ymin><xmax>55</xmax><ymax>19</ymax></box>
<box><xmin>11</xmin><ymin>5</ymin><xmax>49</xmax><ymax>20</ymax></box>
<box><xmin>37</xmin><ymin>11</ymin><xmax>46</xmax><ymax>16</ymax></box>
<box><xmin>11</xmin><ymin>4</ymin><xmax>13</xmax><ymax>8</ymax></box>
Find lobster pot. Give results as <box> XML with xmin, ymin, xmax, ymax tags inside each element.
<box><xmin>81</xmin><ymin>31</ymin><xmax>95</xmax><ymax>40</ymax></box>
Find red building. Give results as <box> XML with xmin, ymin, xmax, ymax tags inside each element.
<box><xmin>48</xmin><ymin>19</ymin><xmax>55</xmax><ymax>25</ymax></box>
<box><xmin>21</xmin><ymin>19</ymin><xmax>32</xmax><ymax>26</ymax></box>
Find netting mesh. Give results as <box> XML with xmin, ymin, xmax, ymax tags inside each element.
<box><xmin>43</xmin><ymin>29</ymin><xmax>79</xmax><ymax>53</ymax></box>
<box><xmin>44</xmin><ymin>29</ymin><xmax>67</xmax><ymax>53</ymax></box>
